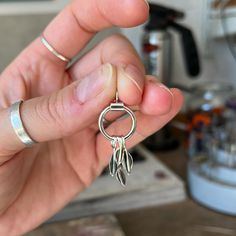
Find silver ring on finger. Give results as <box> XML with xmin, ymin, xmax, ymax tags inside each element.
<box><xmin>10</xmin><ymin>100</ymin><xmax>36</xmax><ymax>147</ymax></box>
<box><xmin>40</xmin><ymin>35</ymin><xmax>71</xmax><ymax>63</ymax></box>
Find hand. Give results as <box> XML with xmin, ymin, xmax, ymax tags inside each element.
<box><xmin>0</xmin><ymin>0</ymin><xmax>183</xmax><ymax>235</ymax></box>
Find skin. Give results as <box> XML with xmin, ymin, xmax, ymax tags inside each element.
<box><xmin>0</xmin><ymin>0</ymin><xmax>183</xmax><ymax>235</ymax></box>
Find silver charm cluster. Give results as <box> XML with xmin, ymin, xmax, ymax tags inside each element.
<box><xmin>98</xmin><ymin>94</ymin><xmax>136</xmax><ymax>187</ymax></box>
<box><xmin>110</xmin><ymin>137</ymin><xmax>133</xmax><ymax>186</ymax></box>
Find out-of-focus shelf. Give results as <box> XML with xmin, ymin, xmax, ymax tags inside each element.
<box><xmin>0</xmin><ymin>0</ymin><xmax>68</xmax><ymax>15</ymax></box>
<box><xmin>209</xmin><ymin>0</ymin><xmax>236</xmax><ymax>37</ymax></box>
<box><xmin>213</xmin><ymin>0</ymin><xmax>236</xmax><ymax>8</ymax></box>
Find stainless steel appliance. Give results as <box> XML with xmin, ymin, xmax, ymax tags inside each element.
<box><xmin>142</xmin><ymin>3</ymin><xmax>200</xmax><ymax>86</ymax></box>
<box><xmin>142</xmin><ymin>3</ymin><xmax>201</xmax><ymax>151</ymax></box>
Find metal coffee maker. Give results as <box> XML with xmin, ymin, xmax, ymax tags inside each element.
<box><xmin>142</xmin><ymin>3</ymin><xmax>200</xmax><ymax>86</ymax></box>
<box><xmin>142</xmin><ymin>3</ymin><xmax>200</xmax><ymax>151</ymax></box>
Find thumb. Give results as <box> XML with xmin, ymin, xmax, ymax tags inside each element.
<box><xmin>0</xmin><ymin>63</ymin><xmax>116</xmax><ymax>158</ymax></box>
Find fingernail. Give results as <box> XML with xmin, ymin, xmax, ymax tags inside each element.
<box><xmin>148</xmin><ymin>78</ymin><xmax>173</xmax><ymax>97</ymax></box>
<box><xmin>144</xmin><ymin>0</ymin><xmax>150</xmax><ymax>9</ymax></box>
<box><xmin>76</xmin><ymin>63</ymin><xmax>113</xmax><ymax>103</ymax></box>
<box><xmin>119</xmin><ymin>65</ymin><xmax>144</xmax><ymax>93</ymax></box>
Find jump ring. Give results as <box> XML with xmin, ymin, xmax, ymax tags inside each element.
<box><xmin>98</xmin><ymin>103</ymin><xmax>136</xmax><ymax>141</ymax></box>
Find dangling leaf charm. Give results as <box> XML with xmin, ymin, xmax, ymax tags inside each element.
<box><xmin>117</xmin><ymin>144</ymin><xmax>124</xmax><ymax>163</ymax></box>
<box><xmin>123</xmin><ymin>149</ymin><xmax>133</xmax><ymax>175</ymax></box>
<box><xmin>108</xmin><ymin>137</ymin><xmax>133</xmax><ymax>186</ymax></box>
<box><xmin>109</xmin><ymin>152</ymin><xmax>117</xmax><ymax>177</ymax></box>
<box><xmin>109</xmin><ymin>139</ymin><xmax>118</xmax><ymax>177</ymax></box>
<box><xmin>116</xmin><ymin>164</ymin><xmax>126</xmax><ymax>186</ymax></box>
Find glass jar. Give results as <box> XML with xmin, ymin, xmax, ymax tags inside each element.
<box><xmin>186</xmin><ymin>81</ymin><xmax>234</xmax><ymax>159</ymax></box>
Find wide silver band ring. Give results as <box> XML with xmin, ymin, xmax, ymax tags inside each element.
<box><xmin>40</xmin><ymin>35</ymin><xmax>70</xmax><ymax>63</ymax></box>
<box><xmin>98</xmin><ymin>102</ymin><xmax>137</xmax><ymax>141</ymax></box>
<box><xmin>10</xmin><ymin>100</ymin><xmax>36</xmax><ymax>146</ymax></box>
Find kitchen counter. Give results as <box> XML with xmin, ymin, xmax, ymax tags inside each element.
<box><xmin>28</xmin><ymin>146</ymin><xmax>236</xmax><ymax>236</ymax></box>
<box><xmin>116</xmin><ymin>146</ymin><xmax>236</xmax><ymax>236</ymax></box>
<box><xmin>117</xmin><ymin>200</ymin><xmax>236</xmax><ymax>236</ymax></box>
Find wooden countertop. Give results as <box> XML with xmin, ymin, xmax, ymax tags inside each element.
<box><xmin>117</xmin><ymin>200</ymin><xmax>236</xmax><ymax>236</ymax></box>
<box><xmin>116</xmin><ymin>146</ymin><xmax>236</xmax><ymax>236</ymax></box>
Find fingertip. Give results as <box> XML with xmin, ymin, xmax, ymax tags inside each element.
<box><xmin>141</xmin><ymin>78</ymin><xmax>174</xmax><ymax>115</ymax></box>
<box><xmin>170</xmin><ymin>88</ymin><xmax>184</xmax><ymax>110</ymax></box>
<box><xmin>100</xmin><ymin>0</ymin><xmax>149</xmax><ymax>27</ymax></box>
<box><xmin>122</xmin><ymin>0</ymin><xmax>150</xmax><ymax>25</ymax></box>
<box><xmin>170</xmin><ymin>87</ymin><xmax>183</xmax><ymax>97</ymax></box>
<box><xmin>117</xmin><ymin>65</ymin><xmax>144</xmax><ymax>106</ymax></box>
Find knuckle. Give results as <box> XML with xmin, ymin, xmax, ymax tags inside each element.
<box><xmin>35</xmin><ymin>93</ymin><xmax>69</xmax><ymax>137</ymax></box>
<box><xmin>103</xmin><ymin>33</ymin><xmax>131</xmax><ymax>48</ymax></box>
<box><xmin>70</xmin><ymin>3</ymin><xmax>96</xmax><ymax>33</ymax></box>
<box><xmin>101</xmin><ymin>34</ymin><xmax>143</xmax><ymax>70</ymax></box>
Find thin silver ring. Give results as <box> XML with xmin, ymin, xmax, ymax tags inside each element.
<box><xmin>40</xmin><ymin>35</ymin><xmax>70</xmax><ymax>63</ymax></box>
<box><xmin>10</xmin><ymin>100</ymin><xmax>36</xmax><ymax>146</ymax></box>
<box><xmin>98</xmin><ymin>103</ymin><xmax>136</xmax><ymax>141</ymax></box>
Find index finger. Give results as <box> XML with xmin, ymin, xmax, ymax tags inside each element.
<box><xmin>30</xmin><ymin>0</ymin><xmax>149</xmax><ymax>65</ymax></box>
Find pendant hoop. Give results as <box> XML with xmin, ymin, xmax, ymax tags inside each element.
<box><xmin>98</xmin><ymin>102</ymin><xmax>136</xmax><ymax>141</ymax></box>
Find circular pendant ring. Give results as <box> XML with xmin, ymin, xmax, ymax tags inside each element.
<box><xmin>98</xmin><ymin>102</ymin><xmax>137</xmax><ymax>141</ymax></box>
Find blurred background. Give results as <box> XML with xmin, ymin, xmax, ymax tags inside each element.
<box><xmin>1</xmin><ymin>0</ymin><xmax>236</xmax><ymax>235</ymax></box>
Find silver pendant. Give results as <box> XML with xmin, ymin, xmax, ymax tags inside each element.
<box><xmin>98</xmin><ymin>93</ymin><xmax>136</xmax><ymax>186</ymax></box>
